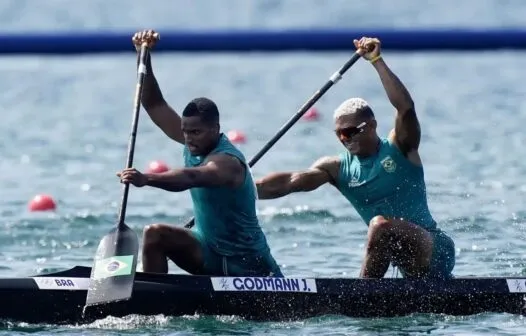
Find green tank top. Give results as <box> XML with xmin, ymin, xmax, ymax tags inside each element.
<box><xmin>336</xmin><ymin>137</ymin><xmax>437</xmax><ymax>231</ymax></box>
<box><xmin>183</xmin><ymin>134</ymin><xmax>271</xmax><ymax>256</ymax></box>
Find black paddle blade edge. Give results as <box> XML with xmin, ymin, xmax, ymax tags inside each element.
<box><xmin>83</xmin><ymin>224</ymin><xmax>139</xmax><ymax>312</ymax></box>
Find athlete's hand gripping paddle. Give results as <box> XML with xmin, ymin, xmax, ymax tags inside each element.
<box><xmin>83</xmin><ymin>33</ymin><xmax>159</xmax><ymax>315</ymax></box>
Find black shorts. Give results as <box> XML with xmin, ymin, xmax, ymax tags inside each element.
<box><xmin>191</xmin><ymin>229</ymin><xmax>283</xmax><ymax>277</ymax></box>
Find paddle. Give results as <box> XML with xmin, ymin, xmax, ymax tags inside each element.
<box><xmin>83</xmin><ymin>38</ymin><xmax>156</xmax><ymax>313</ymax></box>
<box><xmin>185</xmin><ymin>51</ymin><xmax>362</xmax><ymax>229</ymax></box>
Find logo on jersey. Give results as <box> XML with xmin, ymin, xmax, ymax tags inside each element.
<box><xmin>381</xmin><ymin>156</ymin><xmax>396</xmax><ymax>173</ymax></box>
<box><xmin>348</xmin><ymin>176</ymin><xmax>362</xmax><ymax>187</ymax></box>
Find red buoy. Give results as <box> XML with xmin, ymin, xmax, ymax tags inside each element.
<box><xmin>227</xmin><ymin>130</ymin><xmax>247</xmax><ymax>144</ymax></box>
<box><xmin>146</xmin><ymin>160</ymin><xmax>169</xmax><ymax>174</ymax></box>
<box><xmin>302</xmin><ymin>107</ymin><xmax>320</xmax><ymax>121</ymax></box>
<box><xmin>28</xmin><ymin>194</ymin><xmax>57</xmax><ymax>212</ymax></box>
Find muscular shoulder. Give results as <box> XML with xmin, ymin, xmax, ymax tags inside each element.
<box><xmin>387</xmin><ymin>128</ymin><xmax>422</xmax><ymax>166</ymax></box>
<box><xmin>310</xmin><ymin>155</ymin><xmax>340</xmax><ymax>169</ymax></box>
<box><xmin>309</xmin><ymin>155</ymin><xmax>341</xmax><ymax>185</ymax></box>
<box><xmin>206</xmin><ymin>153</ymin><xmax>244</xmax><ymax>172</ymax></box>
<box><xmin>204</xmin><ymin>153</ymin><xmax>245</xmax><ymax>187</ymax></box>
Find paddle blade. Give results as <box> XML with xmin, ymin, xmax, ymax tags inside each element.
<box><xmin>84</xmin><ymin>223</ymin><xmax>139</xmax><ymax>310</ymax></box>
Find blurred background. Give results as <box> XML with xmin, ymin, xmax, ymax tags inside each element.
<box><xmin>1</xmin><ymin>0</ymin><xmax>526</xmax><ymax>334</ymax></box>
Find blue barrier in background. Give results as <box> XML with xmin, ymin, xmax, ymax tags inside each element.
<box><xmin>1</xmin><ymin>28</ymin><xmax>526</xmax><ymax>54</ymax></box>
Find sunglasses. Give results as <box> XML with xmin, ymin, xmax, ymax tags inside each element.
<box><xmin>335</xmin><ymin>121</ymin><xmax>367</xmax><ymax>139</ymax></box>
